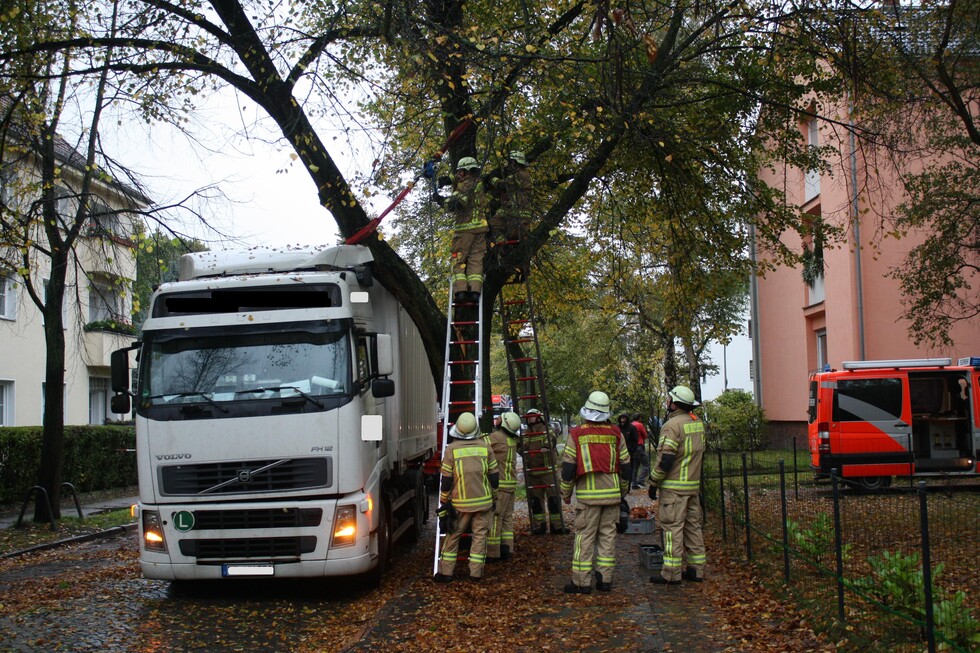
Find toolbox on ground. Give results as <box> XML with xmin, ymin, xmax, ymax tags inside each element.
<box><xmin>624</xmin><ymin>517</ymin><xmax>656</xmax><ymax>534</ymax></box>
<box><xmin>639</xmin><ymin>543</ymin><xmax>664</xmax><ymax>570</ymax></box>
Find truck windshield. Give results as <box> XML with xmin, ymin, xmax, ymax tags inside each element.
<box><xmin>140</xmin><ymin>327</ymin><xmax>351</xmax><ymax>406</ymax></box>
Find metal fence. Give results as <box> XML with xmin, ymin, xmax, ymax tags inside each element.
<box><xmin>702</xmin><ymin>444</ymin><xmax>980</xmax><ymax>653</ymax></box>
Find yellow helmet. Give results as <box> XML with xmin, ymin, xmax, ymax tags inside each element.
<box><xmin>451</xmin><ymin>412</ymin><xmax>481</xmax><ymax>439</ymax></box>
<box><xmin>500</xmin><ymin>411</ymin><xmax>521</xmax><ymax>435</ymax></box>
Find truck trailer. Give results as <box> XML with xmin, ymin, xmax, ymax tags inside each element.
<box><xmin>110</xmin><ymin>245</ymin><xmax>437</xmax><ymax>584</ymax></box>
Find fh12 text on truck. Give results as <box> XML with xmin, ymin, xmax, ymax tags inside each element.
<box><xmin>109</xmin><ymin>245</ymin><xmax>438</xmax><ymax>585</ymax></box>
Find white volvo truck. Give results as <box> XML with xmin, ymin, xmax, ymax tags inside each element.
<box><xmin>110</xmin><ymin>245</ymin><xmax>436</xmax><ymax>585</ymax></box>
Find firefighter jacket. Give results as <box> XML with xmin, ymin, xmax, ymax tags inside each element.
<box><xmin>440</xmin><ymin>437</ymin><xmax>499</xmax><ymax>512</ymax></box>
<box><xmin>520</xmin><ymin>424</ymin><xmax>557</xmax><ymax>479</ymax></box>
<box><xmin>559</xmin><ymin>421</ymin><xmax>630</xmax><ymax>505</ymax></box>
<box><xmin>650</xmin><ymin>408</ymin><xmax>705</xmax><ymax>495</ymax></box>
<box><xmin>447</xmin><ymin>175</ymin><xmax>489</xmax><ymax>234</ymax></box>
<box><xmin>485</xmin><ymin>428</ymin><xmax>519</xmax><ymax>493</ymax></box>
<box><xmin>489</xmin><ymin>166</ymin><xmax>533</xmax><ymax>220</ymax></box>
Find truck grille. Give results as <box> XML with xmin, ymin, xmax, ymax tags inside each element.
<box><xmin>160</xmin><ymin>457</ymin><xmax>331</xmax><ymax>495</ymax></box>
<box><xmin>179</xmin><ymin>536</ymin><xmax>317</xmax><ymax>560</ymax></box>
<box><xmin>190</xmin><ymin>507</ymin><xmax>323</xmax><ymax>530</ymax></box>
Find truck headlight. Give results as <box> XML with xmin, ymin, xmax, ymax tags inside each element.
<box><xmin>332</xmin><ymin>505</ymin><xmax>357</xmax><ymax>547</ymax></box>
<box><xmin>142</xmin><ymin>510</ymin><xmax>167</xmax><ymax>552</ymax></box>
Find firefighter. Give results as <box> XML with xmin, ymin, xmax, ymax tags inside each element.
<box><xmin>560</xmin><ymin>391</ymin><xmax>631</xmax><ymax>594</ymax></box>
<box><xmin>433</xmin><ymin>157</ymin><xmax>488</xmax><ymax>303</ymax></box>
<box><xmin>520</xmin><ymin>408</ymin><xmax>564</xmax><ymax>535</ymax></box>
<box><xmin>486</xmin><ymin>411</ymin><xmax>521</xmax><ymax>562</ymax></box>
<box><xmin>648</xmin><ymin>385</ymin><xmax>706</xmax><ymax>585</ymax></box>
<box><xmin>435</xmin><ymin>412</ymin><xmax>499</xmax><ymax>583</ymax></box>
<box><xmin>487</xmin><ymin>150</ymin><xmax>533</xmax><ymax>244</ymax></box>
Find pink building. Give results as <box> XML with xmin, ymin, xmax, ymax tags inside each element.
<box><xmin>752</xmin><ymin>112</ymin><xmax>980</xmax><ymax>443</ymax></box>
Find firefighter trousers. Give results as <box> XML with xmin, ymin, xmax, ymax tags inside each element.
<box><xmin>439</xmin><ymin>509</ymin><xmax>492</xmax><ymax>579</ymax></box>
<box><xmin>656</xmin><ymin>490</ymin><xmax>706</xmax><ymax>582</ymax></box>
<box><xmin>570</xmin><ymin>502</ymin><xmax>619</xmax><ymax>587</ymax></box>
<box><xmin>451</xmin><ymin>230</ymin><xmax>486</xmax><ymax>294</ymax></box>
<box><xmin>527</xmin><ymin>479</ymin><xmax>562</xmax><ymax>533</ymax></box>
<box><xmin>487</xmin><ymin>489</ymin><xmax>515</xmax><ymax>558</ymax></box>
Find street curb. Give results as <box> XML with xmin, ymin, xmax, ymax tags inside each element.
<box><xmin>1</xmin><ymin>523</ymin><xmax>137</xmax><ymax>559</ymax></box>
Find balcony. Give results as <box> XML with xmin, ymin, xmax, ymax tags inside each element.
<box><xmin>82</xmin><ymin>324</ymin><xmax>136</xmax><ymax>368</ymax></box>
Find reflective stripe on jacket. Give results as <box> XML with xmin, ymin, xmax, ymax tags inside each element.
<box><xmin>651</xmin><ymin>409</ymin><xmax>704</xmax><ymax>494</ymax></box>
<box><xmin>485</xmin><ymin>429</ymin><xmax>518</xmax><ymax>491</ymax></box>
<box><xmin>560</xmin><ymin>422</ymin><xmax>629</xmax><ymax>505</ymax></box>
<box><xmin>441</xmin><ymin>438</ymin><xmax>498</xmax><ymax>511</ymax></box>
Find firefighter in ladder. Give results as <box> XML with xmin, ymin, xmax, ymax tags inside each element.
<box><xmin>521</xmin><ymin>408</ymin><xmax>565</xmax><ymax>535</ymax></box>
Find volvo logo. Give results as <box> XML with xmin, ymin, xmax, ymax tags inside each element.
<box><xmin>237</xmin><ymin>469</ymin><xmax>252</xmax><ymax>483</ymax></box>
<box><xmin>156</xmin><ymin>453</ymin><xmax>191</xmax><ymax>461</ymax></box>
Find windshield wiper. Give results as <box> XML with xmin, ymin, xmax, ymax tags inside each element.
<box><xmin>146</xmin><ymin>391</ymin><xmax>229</xmax><ymax>414</ymax></box>
<box><xmin>235</xmin><ymin>386</ymin><xmax>325</xmax><ymax>408</ymax></box>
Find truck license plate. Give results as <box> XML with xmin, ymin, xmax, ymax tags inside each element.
<box><xmin>222</xmin><ymin>563</ymin><xmax>275</xmax><ymax>577</ymax></box>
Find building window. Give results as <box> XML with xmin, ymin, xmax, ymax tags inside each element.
<box><xmin>89</xmin><ymin>377</ymin><xmax>110</xmax><ymax>425</ymax></box>
<box><xmin>0</xmin><ymin>381</ymin><xmax>12</xmax><ymax>426</ymax></box>
<box><xmin>84</xmin><ymin>200</ymin><xmax>128</xmax><ymax>239</ymax></box>
<box><xmin>804</xmin><ymin>117</ymin><xmax>820</xmax><ymax>202</ymax></box>
<box><xmin>89</xmin><ymin>278</ymin><xmax>124</xmax><ymax>323</ymax></box>
<box><xmin>816</xmin><ymin>329</ymin><xmax>828</xmax><ymax>372</ymax></box>
<box><xmin>0</xmin><ymin>274</ymin><xmax>16</xmax><ymax>320</ymax></box>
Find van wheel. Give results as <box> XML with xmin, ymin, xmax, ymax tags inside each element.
<box><xmin>854</xmin><ymin>476</ymin><xmax>892</xmax><ymax>491</ymax></box>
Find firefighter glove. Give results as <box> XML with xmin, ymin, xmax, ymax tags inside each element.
<box><xmin>437</xmin><ymin>504</ymin><xmax>455</xmax><ymax>532</ymax></box>
<box><xmin>423</xmin><ymin>159</ymin><xmax>437</xmax><ymax>179</ymax></box>
<box><xmin>648</xmin><ymin>485</ymin><xmax>657</xmax><ymax>501</ymax></box>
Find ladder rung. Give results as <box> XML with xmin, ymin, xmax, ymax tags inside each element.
<box><xmin>449</xmin><ymin>380</ymin><xmax>477</xmax><ymax>385</ymax></box>
<box><xmin>511</xmin><ymin>357</ymin><xmax>535</xmax><ymax>363</ymax></box>
<box><xmin>529</xmin><ymin>484</ymin><xmax>555</xmax><ymax>489</ymax></box>
<box><xmin>449</xmin><ymin>360</ymin><xmax>478</xmax><ymax>365</ymax></box>
<box><xmin>507</xmin><ymin>338</ymin><xmax>534</xmax><ymax>344</ymax></box>
<box><xmin>516</xmin><ymin>376</ymin><xmax>537</xmax><ymax>382</ymax></box>
<box><xmin>507</xmin><ymin>319</ymin><xmax>530</xmax><ymax>326</ymax></box>
<box><xmin>449</xmin><ymin>400</ymin><xmax>476</xmax><ymax>407</ymax></box>
<box><xmin>450</xmin><ymin>339</ymin><xmax>479</xmax><ymax>345</ymax></box>
<box><xmin>503</xmin><ymin>299</ymin><xmax>526</xmax><ymax>306</ymax></box>
<box><xmin>518</xmin><ymin>394</ymin><xmax>540</xmax><ymax>400</ymax></box>
<box><xmin>452</xmin><ymin>320</ymin><xmax>479</xmax><ymax>326</ymax></box>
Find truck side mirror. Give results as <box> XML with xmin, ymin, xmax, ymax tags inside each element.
<box><xmin>110</xmin><ymin>348</ymin><xmax>132</xmax><ymax>393</ymax></box>
<box><xmin>372</xmin><ymin>378</ymin><xmax>395</xmax><ymax>398</ymax></box>
<box><xmin>110</xmin><ymin>393</ymin><xmax>131</xmax><ymax>415</ymax></box>
<box><xmin>375</xmin><ymin>334</ymin><xmax>393</xmax><ymax>377</ymax></box>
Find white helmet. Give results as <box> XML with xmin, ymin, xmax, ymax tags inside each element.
<box><xmin>580</xmin><ymin>390</ymin><xmax>611</xmax><ymax>422</ymax></box>
<box><xmin>450</xmin><ymin>412</ymin><xmax>481</xmax><ymax>439</ymax></box>
<box><xmin>525</xmin><ymin>408</ymin><xmax>544</xmax><ymax>424</ymax></box>
<box><xmin>499</xmin><ymin>411</ymin><xmax>521</xmax><ymax>435</ymax></box>
<box><xmin>509</xmin><ymin>150</ymin><xmax>527</xmax><ymax>166</ymax></box>
<box><xmin>456</xmin><ymin>157</ymin><xmax>480</xmax><ymax>171</ymax></box>
<box><xmin>668</xmin><ymin>385</ymin><xmax>700</xmax><ymax>407</ymax></box>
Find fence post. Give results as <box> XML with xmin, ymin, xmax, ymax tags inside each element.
<box><xmin>742</xmin><ymin>452</ymin><xmax>752</xmax><ymax>561</ymax></box>
<box><xmin>831</xmin><ymin>469</ymin><xmax>845</xmax><ymax>623</ymax></box>
<box><xmin>918</xmin><ymin>481</ymin><xmax>937</xmax><ymax>653</ymax></box>
<box><xmin>793</xmin><ymin>436</ymin><xmax>800</xmax><ymax>500</ymax></box>
<box><xmin>779</xmin><ymin>459</ymin><xmax>791</xmax><ymax>583</ymax></box>
<box><xmin>718</xmin><ymin>448</ymin><xmax>728</xmax><ymax>543</ymax></box>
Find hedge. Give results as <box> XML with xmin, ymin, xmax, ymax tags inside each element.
<box><xmin>0</xmin><ymin>425</ymin><xmax>137</xmax><ymax>505</ymax></box>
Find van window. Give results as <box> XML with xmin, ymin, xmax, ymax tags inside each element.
<box><xmin>808</xmin><ymin>380</ymin><xmax>817</xmax><ymax>423</ymax></box>
<box><xmin>832</xmin><ymin>378</ymin><xmax>903</xmax><ymax>422</ymax></box>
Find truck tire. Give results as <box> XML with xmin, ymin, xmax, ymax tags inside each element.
<box><xmin>854</xmin><ymin>476</ymin><xmax>892</xmax><ymax>492</ymax></box>
<box><xmin>404</xmin><ymin>469</ymin><xmax>426</xmax><ymax>543</ymax></box>
<box><xmin>363</xmin><ymin>495</ymin><xmax>391</xmax><ymax>589</ymax></box>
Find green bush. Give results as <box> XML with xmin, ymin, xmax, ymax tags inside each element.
<box><xmin>702</xmin><ymin>389</ymin><xmax>767</xmax><ymax>451</ymax></box>
<box><xmin>0</xmin><ymin>425</ymin><xmax>136</xmax><ymax>504</ymax></box>
<box><xmin>786</xmin><ymin>512</ymin><xmax>850</xmax><ymax>566</ymax></box>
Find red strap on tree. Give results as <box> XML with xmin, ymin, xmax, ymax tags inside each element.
<box><xmin>346</xmin><ymin>118</ymin><xmax>474</xmax><ymax>245</ymax></box>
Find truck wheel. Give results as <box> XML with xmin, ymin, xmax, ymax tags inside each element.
<box><xmin>363</xmin><ymin>495</ymin><xmax>391</xmax><ymax>589</ymax></box>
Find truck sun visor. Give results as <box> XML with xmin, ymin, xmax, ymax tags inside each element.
<box><xmin>153</xmin><ymin>285</ymin><xmax>341</xmax><ymax>317</ymax></box>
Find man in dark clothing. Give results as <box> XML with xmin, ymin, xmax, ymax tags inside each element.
<box><xmin>618</xmin><ymin>413</ymin><xmax>639</xmax><ymax>461</ymax></box>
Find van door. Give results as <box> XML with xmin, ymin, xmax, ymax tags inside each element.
<box><xmin>831</xmin><ymin>375</ymin><xmax>911</xmax><ymax>485</ymax></box>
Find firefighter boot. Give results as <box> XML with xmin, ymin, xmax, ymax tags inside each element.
<box><xmin>500</xmin><ymin>545</ymin><xmax>512</xmax><ymax>562</ymax></box>
<box><xmin>595</xmin><ymin>571</ymin><xmax>612</xmax><ymax>592</ymax></box>
<box><xmin>434</xmin><ymin>573</ymin><xmax>453</xmax><ymax>584</ymax></box>
<box><xmin>563</xmin><ymin>582</ymin><xmax>592</xmax><ymax>594</ymax></box>
<box><xmin>683</xmin><ymin>567</ymin><xmax>704</xmax><ymax>582</ymax></box>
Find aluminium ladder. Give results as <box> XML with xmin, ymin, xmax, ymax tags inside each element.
<box><xmin>432</xmin><ymin>270</ymin><xmax>485</xmax><ymax>572</ymax></box>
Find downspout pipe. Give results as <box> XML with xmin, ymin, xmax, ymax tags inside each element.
<box><xmin>749</xmin><ymin>221</ymin><xmax>763</xmax><ymax>407</ymax></box>
<box><xmin>849</xmin><ymin>107</ymin><xmax>866</xmax><ymax>360</ymax></box>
